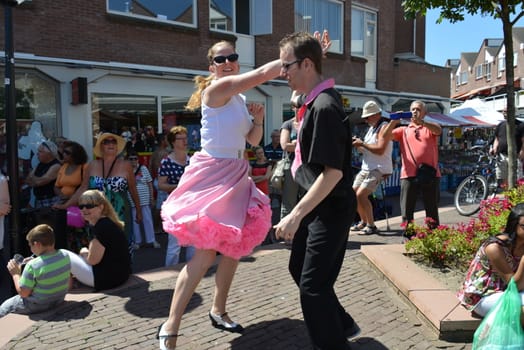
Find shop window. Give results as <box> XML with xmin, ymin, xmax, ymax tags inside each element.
<box><xmin>91</xmin><ymin>93</ymin><xmax>158</xmax><ymax>152</ymax></box>
<box><xmin>0</xmin><ymin>69</ymin><xmax>60</xmax><ymax>179</ymax></box>
<box><xmin>107</xmin><ymin>0</ymin><xmax>197</xmax><ymax>28</ymax></box>
<box><xmin>161</xmin><ymin>96</ymin><xmax>201</xmax><ymax>152</ymax></box>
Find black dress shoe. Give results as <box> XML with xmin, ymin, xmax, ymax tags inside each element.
<box><xmin>209</xmin><ymin>312</ymin><xmax>244</xmax><ymax>333</ymax></box>
<box><xmin>344</xmin><ymin>322</ymin><xmax>361</xmax><ymax>339</ymax></box>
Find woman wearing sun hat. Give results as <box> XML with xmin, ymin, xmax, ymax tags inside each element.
<box><xmin>62</xmin><ymin>132</ymin><xmax>142</xmax><ymax>247</ymax></box>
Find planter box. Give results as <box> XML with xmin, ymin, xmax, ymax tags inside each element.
<box><xmin>361</xmin><ymin>244</ymin><xmax>480</xmax><ymax>342</ymax></box>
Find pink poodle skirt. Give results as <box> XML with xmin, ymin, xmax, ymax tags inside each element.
<box><xmin>161</xmin><ymin>151</ymin><xmax>271</xmax><ymax>259</ymax></box>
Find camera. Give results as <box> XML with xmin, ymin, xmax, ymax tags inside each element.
<box><xmin>389</xmin><ymin>111</ymin><xmax>412</xmax><ymax>120</ymax></box>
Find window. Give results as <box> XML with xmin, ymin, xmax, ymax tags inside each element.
<box><xmin>460</xmin><ymin>71</ymin><xmax>468</xmax><ymax>85</ymax></box>
<box><xmin>295</xmin><ymin>0</ymin><xmax>343</xmax><ymax>54</ymax></box>
<box><xmin>484</xmin><ymin>62</ymin><xmax>491</xmax><ymax>81</ymax></box>
<box><xmin>498</xmin><ymin>54</ymin><xmax>505</xmax><ymax>77</ymax></box>
<box><xmin>0</xmin><ymin>69</ymin><xmax>60</xmax><ymax>180</ymax></box>
<box><xmin>475</xmin><ymin>65</ymin><xmax>483</xmax><ymax>79</ymax></box>
<box><xmin>210</xmin><ymin>0</ymin><xmax>233</xmax><ymax>31</ymax></box>
<box><xmin>351</xmin><ymin>7</ymin><xmax>376</xmax><ymax>57</ymax></box>
<box><xmin>161</xmin><ymin>96</ymin><xmax>201</xmax><ymax>151</ymax></box>
<box><xmin>91</xmin><ymin>93</ymin><xmax>158</xmax><ymax>144</ymax></box>
<box><xmin>107</xmin><ymin>0</ymin><xmax>197</xmax><ymax>28</ymax></box>
<box><xmin>210</xmin><ymin>0</ymin><xmax>272</xmax><ymax>35</ymax></box>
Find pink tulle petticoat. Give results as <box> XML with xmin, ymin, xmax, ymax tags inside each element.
<box><xmin>161</xmin><ymin>152</ymin><xmax>271</xmax><ymax>260</ymax></box>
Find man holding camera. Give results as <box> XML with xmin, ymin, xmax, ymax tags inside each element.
<box><xmin>383</xmin><ymin>100</ymin><xmax>442</xmax><ymax>234</ymax></box>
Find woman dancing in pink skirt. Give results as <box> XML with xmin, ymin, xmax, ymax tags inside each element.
<box><xmin>157</xmin><ymin>40</ymin><xmax>282</xmax><ymax>349</ymax></box>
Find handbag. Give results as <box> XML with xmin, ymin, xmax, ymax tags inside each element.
<box><xmin>472</xmin><ymin>278</ymin><xmax>524</xmax><ymax>349</ymax></box>
<box><xmin>404</xmin><ymin>129</ymin><xmax>437</xmax><ymax>185</ymax></box>
<box><xmin>270</xmin><ymin>158</ymin><xmax>289</xmax><ymax>190</ymax></box>
<box><xmin>67</xmin><ymin>206</ymin><xmax>85</xmax><ymax>228</ymax></box>
<box><xmin>416</xmin><ymin>163</ymin><xmax>437</xmax><ymax>185</ymax></box>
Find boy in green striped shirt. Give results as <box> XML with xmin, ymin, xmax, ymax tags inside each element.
<box><xmin>0</xmin><ymin>224</ymin><xmax>71</xmax><ymax>317</ymax></box>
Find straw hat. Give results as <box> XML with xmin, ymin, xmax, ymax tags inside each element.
<box><xmin>361</xmin><ymin>101</ymin><xmax>382</xmax><ymax>119</ymax></box>
<box><xmin>93</xmin><ymin>132</ymin><xmax>126</xmax><ymax>158</ymax></box>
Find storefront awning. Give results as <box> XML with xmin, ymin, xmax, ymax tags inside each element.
<box><xmin>450</xmin><ymin>98</ymin><xmax>504</xmax><ymax>127</ymax></box>
<box><xmin>424</xmin><ymin>112</ymin><xmax>476</xmax><ymax>127</ymax></box>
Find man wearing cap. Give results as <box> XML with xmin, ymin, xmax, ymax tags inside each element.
<box><xmin>25</xmin><ymin>141</ymin><xmax>61</xmax><ymax>208</ymax></box>
<box><xmin>351</xmin><ymin>101</ymin><xmax>393</xmax><ymax>235</ymax></box>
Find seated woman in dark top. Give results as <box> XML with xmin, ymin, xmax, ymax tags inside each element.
<box><xmin>64</xmin><ymin>189</ymin><xmax>130</xmax><ymax>291</ymax></box>
<box><xmin>26</xmin><ymin>140</ymin><xmax>61</xmax><ymax>208</ymax></box>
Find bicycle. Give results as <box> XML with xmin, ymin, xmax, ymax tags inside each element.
<box><xmin>454</xmin><ymin>145</ymin><xmax>498</xmax><ymax>216</ymax></box>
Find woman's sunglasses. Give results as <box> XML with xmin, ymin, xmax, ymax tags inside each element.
<box><xmin>102</xmin><ymin>138</ymin><xmax>117</xmax><ymax>145</ymax></box>
<box><xmin>78</xmin><ymin>203</ymin><xmax>98</xmax><ymax>210</ymax></box>
<box><xmin>213</xmin><ymin>53</ymin><xmax>239</xmax><ymax>64</ymax></box>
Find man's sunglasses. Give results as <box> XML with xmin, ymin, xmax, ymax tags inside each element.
<box><xmin>213</xmin><ymin>53</ymin><xmax>239</xmax><ymax>64</ymax></box>
<box><xmin>78</xmin><ymin>203</ymin><xmax>98</xmax><ymax>210</ymax></box>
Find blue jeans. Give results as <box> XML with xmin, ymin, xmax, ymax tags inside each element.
<box><xmin>165</xmin><ymin>235</ymin><xmax>195</xmax><ymax>266</ymax></box>
<box><xmin>0</xmin><ymin>295</ymin><xmax>63</xmax><ymax>318</ymax></box>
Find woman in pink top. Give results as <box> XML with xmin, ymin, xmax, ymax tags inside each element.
<box><xmin>157</xmin><ymin>41</ymin><xmax>282</xmax><ymax>349</ymax></box>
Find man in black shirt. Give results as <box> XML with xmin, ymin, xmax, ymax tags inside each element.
<box><xmin>490</xmin><ymin>114</ymin><xmax>524</xmax><ymax>187</ymax></box>
<box><xmin>274</xmin><ymin>32</ymin><xmax>358</xmax><ymax>350</ymax></box>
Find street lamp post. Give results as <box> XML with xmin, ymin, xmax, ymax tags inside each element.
<box><xmin>2</xmin><ymin>0</ymin><xmax>27</xmax><ymax>256</ymax></box>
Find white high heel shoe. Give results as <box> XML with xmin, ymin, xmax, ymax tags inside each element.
<box><xmin>156</xmin><ymin>322</ymin><xmax>178</xmax><ymax>350</ymax></box>
<box><xmin>209</xmin><ymin>311</ymin><xmax>244</xmax><ymax>333</ymax></box>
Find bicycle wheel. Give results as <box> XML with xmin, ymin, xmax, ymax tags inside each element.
<box><xmin>454</xmin><ymin>175</ymin><xmax>488</xmax><ymax>216</ymax></box>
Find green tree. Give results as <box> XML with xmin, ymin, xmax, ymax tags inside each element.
<box><xmin>402</xmin><ymin>0</ymin><xmax>524</xmax><ymax>188</ymax></box>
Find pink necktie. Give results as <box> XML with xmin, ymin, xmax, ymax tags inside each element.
<box><xmin>291</xmin><ymin>105</ymin><xmax>307</xmax><ymax>178</ymax></box>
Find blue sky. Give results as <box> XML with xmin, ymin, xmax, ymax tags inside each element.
<box><xmin>425</xmin><ymin>8</ymin><xmax>524</xmax><ymax>66</ymax></box>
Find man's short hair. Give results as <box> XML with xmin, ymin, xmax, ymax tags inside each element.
<box><xmin>279</xmin><ymin>32</ymin><xmax>322</xmax><ymax>74</ymax></box>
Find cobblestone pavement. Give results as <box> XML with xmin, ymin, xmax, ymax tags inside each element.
<box><xmin>3</xmin><ymin>241</ymin><xmax>471</xmax><ymax>349</ymax></box>
<box><xmin>2</xmin><ymin>192</ymin><xmax>474</xmax><ymax>350</ymax></box>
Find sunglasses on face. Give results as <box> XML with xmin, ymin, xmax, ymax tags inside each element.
<box><xmin>102</xmin><ymin>138</ymin><xmax>117</xmax><ymax>145</ymax></box>
<box><xmin>128</xmin><ymin>157</ymin><xmax>138</xmax><ymax>161</ymax></box>
<box><xmin>78</xmin><ymin>203</ymin><xmax>98</xmax><ymax>210</ymax></box>
<box><xmin>213</xmin><ymin>53</ymin><xmax>239</xmax><ymax>64</ymax></box>
<box><xmin>281</xmin><ymin>59</ymin><xmax>303</xmax><ymax>72</ymax></box>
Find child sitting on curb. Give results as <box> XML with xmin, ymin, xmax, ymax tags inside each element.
<box><xmin>0</xmin><ymin>224</ymin><xmax>71</xmax><ymax>317</ymax></box>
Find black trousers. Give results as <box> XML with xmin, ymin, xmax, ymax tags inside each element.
<box><xmin>288</xmin><ymin>193</ymin><xmax>356</xmax><ymax>349</ymax></box>
<box><xmin>400</xmin><ymin>177</ymin><xmax>440</xmax><ymax>227</ymax></box>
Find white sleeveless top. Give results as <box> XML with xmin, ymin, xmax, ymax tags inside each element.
<box><xmin>361</xmin><ymin>121</ymin><xmax>393</xmax><ymax>174</ymax></box>
<box><xmin>200</xmin><ymin>93</ymin><xmax>251</xmax><ymax>159</ymax></box>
